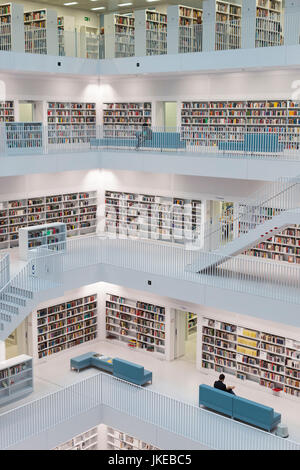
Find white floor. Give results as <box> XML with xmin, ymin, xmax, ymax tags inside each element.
<box><xmin>1</xmin><ymin>336</ymin><xmax>300</xmax><ymax>447</ymax></box>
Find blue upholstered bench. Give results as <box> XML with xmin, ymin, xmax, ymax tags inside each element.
<box><xmin>199</xmin><ymin>384</ymin><xmax>281</xmax><ymax>432</ymax></box>
<box><xmin>90</xmin><ymin>132</ymin><xmax>186</xmax><ymax>150</ymax></box>
<box><xmin>70</xmin><ymin>352</ymin><xmax>113</xmax><ymax>373</ymax></box>
<box><xmin>219</xmin><ymin>133</ymin><xmax>284</xmax><ymax>154</ymax></box>
<box><xmin>70</xmin><ymin>353</ymin><xmax>152</xmax><ymax>386</ymax></box>
<box><xmin>113</xmin><ymin>357</ymin><xmax>152</xmax><ymax>386</ymax></box>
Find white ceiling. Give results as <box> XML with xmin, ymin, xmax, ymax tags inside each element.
<box><xmin>28</xmin><ymin>0</ymin><xmax>203</xmax><ymax>15</ymax></box>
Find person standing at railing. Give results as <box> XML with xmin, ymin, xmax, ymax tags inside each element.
<box><xmin>214</xmin><ymin>374</ymin><xmax>236</xmax><ymax>395</ymax></box>
<box><xmin>135</xmin><ymin>121</ymin><xmax>152</xmax><ymax>150</ymax></box>
<box><xmin>194</xmin><ymin>16</ymin><xmax>202</xmax><ymax>52</ymax></box>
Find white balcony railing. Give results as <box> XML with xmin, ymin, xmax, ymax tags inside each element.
<box><xmin>30</xmin><ymin>235</ymin><xmax>300</xmax><ymax>306</ymax></box>
<box><xmin>2</xmin><ymin>124</ymin><xmax>300</xmax><ymax>162</ymax></box>
<box><xmin>0</xmin><ymin>371</ymin><xmax>299</xmax><ymax>450</ymax></box>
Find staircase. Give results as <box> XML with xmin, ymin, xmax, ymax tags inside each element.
<box><xmin>187</xmin><ymin>176</ymin><xmax>300</xmax><ymax>272</ymax></box>
<box><xmin>0</xmin><ymin>257</ymin><xmax>62</xmax><ymax>342</ymax></box>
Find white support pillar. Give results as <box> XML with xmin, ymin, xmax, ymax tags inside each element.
<box><xmin>134</xmin><ymin>9</ymin><xmax>147</xmax><ymax>57</ymax></box>
<box><xmin>0</xmin><ymin>341</ymin><xmax>5</xmax><ymax>361</ymax></box>
<box><xmin>103</xmin><ymin>13</ymin><xmax>115</xmax><ymax>59</ymax></box>
<box><xmin>46</xmin><ymin>9</ymin><xmax>59</xmax><ymax>56</ymax></box>
<box><xmin>10</xmin><ymin>3</ymin><xmax>25</xmax><ymax>53</ymax></box>
<box><xmin>241</xmin><ymin>0</ymin><xmax>257</xmax><ymax>49</ymax></box>
<box><xmin>202</xmin><ymin>0</ymin><xmax>216</xmax><ymax>52</ymax></box>
<box><xmin>167</xmin><ymin>5</ymin><xmax>179</xmax><ymax>55</ymax></box>
<box><xmin>284</xmin><ymin>0</ymin><xmax>300</xmax><ymax>45</ymax></box>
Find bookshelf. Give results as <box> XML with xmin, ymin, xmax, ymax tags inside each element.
<box><xmin>53</xmin><ymin>427</ymin><xmax>98</xmax><ymax>450</ymax></box>
<box><xmin>134</xmin><ymin>9</ymin><xmax>167</xmax><ymax>57</ymax></box>
<box><xmin>179</xmin><ymin>5</ymin><xmax>202</xmax><ymax>53</ymax></box>
<box><xmin>106</xmin><ymin>426</ymin><xmax>159</xmax><ymax>450</ymax></box>
<box><xmin>57</xmin><ymin>16</ymin><xmax>75</xmax><ymax>57</ymax></box>
<box><xmin>24</xmin><ymin>8</ymin><xmax>58</xmax><ymax>55</ymax></box>
<box><xmin>79</xmin><ymin>25</ymin><xmax>100</xmax><ymax>59</ymax></box>
<box><xmin>256</xmin><ymin>0</ymin><xmax>283</xmax><ymax>48</ymax></box>
<box><xmin>244</xmin><ymin>224</ymin><xmax>300</xmax><ymax>265</ymax></box>
<box><xmin>104</xmin><ymin>13</ymin><xmax>135</xmax><ymax>59</ymax></box>
<box><xmin>0</xmin><ymin>3</ymin><xmax>24</xmax><ymax>53</ymax></box>
<box><xmin>6</xmin><ymin>122</ymin><xmax>42</xmax><ymax>153</ymax></box>
<box><xmin>19</xmin><ymin>222</ymin><xmax>66</xmax><ymax>260</ymax></box>
<box><xmin>167</xmin><ymin>5</ymin><xmax>202</xmax><ymax>54</ymax></box>
<box><xmin>105</xmin><ymin>190</ymin><xmax>202</xmax><ymax>244</ymax></box>
<box><xmin>201</xmin><ymin>317</ymin><xmax>300</xmax><ymax>398</ymax></box>
<box><xmin>0</xmin><ymin>355</ymin><xmax>33</xmax><ymax>406</ymax></box>
<box><xmin>0</xmin><ymin>100</ymin><xmax>14</xmax><ymax>122</ymax></box>
<box><xmin>0</xmin><ymin>190</ymin><xmax>97</xmax><ymax>251</ymax></box>
<box><xmin>47</xmin><ymin>102</ymin><xmax>96</xmax><ymax>145</ymax></box>
<box><xmin>103</xmin><ymin>102</ymin><xmax>152</xmax><ymax>139</ymax></box>
<box><xmin>186</xmin><ymin>312</ymin><xmax>197</xmax><ymax>337</ymax></box>
<box><xmin>105</xmin><ymin>293</ymin><xmax>166</xmax><ymax>357</ymax></box>
<box><xmin>37</xmin><ymin>294</ymin><xmax>97</xmax><ymax>359</ymax></box>
<box><xmin>146</xmin><ymin>10</ymin><xmax>167</xmax><ymax>56</ymax></box>
<box><xmin>237</xmin><ymin>202</ymin><xmax>300</xmax><ymax>265</ymax></box>
<box><xmin>215</xmin><ymin>1</ymin><xmax>242</xmax><ymax>50</ymax></box>
<box><xmin>181</xmin><ymin>99</ymin><xmax>300</xmax><ymax>150</ymax></box>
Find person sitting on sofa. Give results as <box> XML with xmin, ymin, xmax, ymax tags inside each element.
<box><xmin>214</xmin><ymin>374</ymin><xmax>236</xmax><ymax>395</ymax></box>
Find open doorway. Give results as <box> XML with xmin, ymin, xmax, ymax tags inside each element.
<box><xmin>155</xmin><ymin>101</ymin><xmax>178</xmax><ymax>131</ymax></box>
<box><xmin>173</xmin><ymin>309</ymin><xmax>197</xmax><ymax>363</ymax></box>
<box><xmin>5</xmin><ymin>318</ymin><xmax>29</xmax><ymax>359</ymax></box>
<box><xmin>19</xmin><ymin>101</ymin><xmax>44</xmax><ymax>122</ymax></box>
<box><xmin>207</xmin><ymin>200</ymin><xmax>235</xmax><ymax>250</ymax></box>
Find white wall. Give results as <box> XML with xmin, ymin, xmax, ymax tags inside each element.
<box><xmin>99</xmin><ymin>68</ymin><xmax>299</xmax><ymax>103</ymax></box>
<box><xmin>0</xmin><ymin>170</ymin><xmax>101</xmax><ymax>202</ymax></box>
<box><xmin>101</xmin><ymin>169</ymin><xmax>270</xmax><ymax>202</ymax></box>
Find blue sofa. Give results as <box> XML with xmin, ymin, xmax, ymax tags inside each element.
<box><xmin>219</xmin><ymin>133</ymin><xmax>284</xmax><ymax>153</ymax></box>
<box><xmin>90</xmin><ymin>132</ymin><xmax>186</xmax><ymax>150</ymax></box>
<box><xmin>70</xmin><ymin>352</ymin><xmax>113</xmax><ymax>373</ymax></box>
<box><xmin>70</xmin><ymin>353</ymin><xmax>152</xmax><ymax>386</ymax></box>
<box><xmin>113</xmin><ymin>357</ymin><xmax>152</xmax><ymax>386</ymax></box>
<box><xmin>199</xmin><ymin>384</ymin><xmax>281</xmax><ymax>432</ymax></box>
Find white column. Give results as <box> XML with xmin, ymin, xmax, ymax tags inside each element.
<box><xmin>63</xmin><ymin>16</ymin><xmax>76</xmax><ymax>57</ymax></box>
<box><xmin>202</xmin><ymin>0</ymin><xmax>216</xmax><ymax>52</ymax></box>
<box><xmin>167</xmin><ymin>5</ymin><xmax>179</xmax><ymax>55</ymax></box>
<box><xmin>134</xmin><ymin>10</ymin><xmax>147</xmax><ymax>57</ymax></box>
<box><xmin>165</xmin><ymin>307</ymin><xmax>174</xmax><ymax>361</ymax></box>
<box><xmin>46</xmin><ymin>9</ymin><xmax>59</xmax><ymax>56</ymax></box>
<box><xmin>284</xmin><ymin>0</ymin><xmax>300</xmax><ymax>45</ymax></box>
<box><xmin>0</xmin><ymin>341</ymin><xmax>5</xmax><ymax>361</ymax></box>
<box><xmin>241</xmin><ymin>0</ymin><xmax>257</xmax><ymax>49</ymax></box>
<box><xmin>104</xmin><ymin>14</ymin><xmax>115</xmax><ymax>59</ymax></box>
<box><xmin>10</xmin><ymin>3</ymin><xmax>25</xmax><ymax>53</ymax></box>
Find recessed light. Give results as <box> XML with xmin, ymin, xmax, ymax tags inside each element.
<box><xmin>91</xmin><ymin>6</ymin><xmax>106</xmax><ymax>10</ymax></box>
<box><xmin>118</xmin><ymin>3</ymin><xmax>133</xmax><ymax>6</ymax></box>
<box><xmin>64</xmin><ymin>2</ymin><xmax>78</xmax><ymax>5</ymax></box>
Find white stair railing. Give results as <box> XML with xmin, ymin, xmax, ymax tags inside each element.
<box><xmin>199</xmin><ymin>176</ymin><xmax>300</xmax><ymax>251</ymax></box>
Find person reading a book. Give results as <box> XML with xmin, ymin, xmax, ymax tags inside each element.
<box><xmin>214</xmin><ymin>374</ymin><xmax>236</xmax><ymax>395</ymax></box>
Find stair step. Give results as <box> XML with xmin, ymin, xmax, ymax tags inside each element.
<box><xmin>0</xmin><ymin>294</ymin><xmax>27</xmax><ymax>306</ymax></box>
<box><xmin>0</xmin><ymin>302</ymin><xmax>19</xmax><ymax>315</ymax></box>
<box><xmin>6</xmin><ymin>286</ymin><xmax>33</xmax><ymax>300</ymax></box>
<box><xmin>0</xmin><ymin>313</ymin><xmax>11</xmax><ymax>322</ymax></box>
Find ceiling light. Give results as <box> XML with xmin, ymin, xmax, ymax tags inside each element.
<box><xmin>147</xmin><ymin>0</ymin><xmax>160</xmax><ymax>2</ymax></box>
<box><xmin>91</xmin><ymin>6</ymin><xmax>106</xmax><ymax>9</ymax></box>
<box><xmin>64</xmin><ymin>2</ymin><xmax>78</xmax><ymax>5</ymax></box>
<box><xmin>118</xmin><ymin>3</ymin><xmax>133</xmax><ymax>6</ymax></box>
